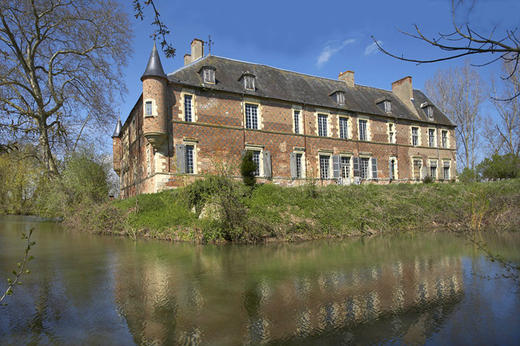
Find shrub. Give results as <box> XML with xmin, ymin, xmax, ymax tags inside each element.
<box><xmin>458</xmin><ymin>167</ymin><xmax>478</xmax><ymax>183</ymax></box>
<box><xmin>422</xmin><ymin>175</ymin><xmax>434</xmax><ymax>184</ymax></box>
<box><xmin>477</xmin><ymin>153</ymin><xmax>520</xmax><ymax>180</ymax></box>
<box><xmin>240</xmin><ymin>151</ymin><xmax>257</xmax><ymax>187</ymax></box>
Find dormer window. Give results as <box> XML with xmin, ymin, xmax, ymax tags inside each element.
<box><xmin>241</xmin><ymin>72</ymin><xmax>256</xmax><ymax>91</ymax></box>
<box><xmin>200</xmin><ymin>66</ymin><xmax>216</xmax><ymax>84</ymax></box>
<box><xmin>384</xmin><ymin>100</ymin><xmax>391</xmax><ymax>113</ymax></box>
<box><xmin>421</xmin><ymin>102</ymin><xmax>434</xmax><ymax>119</ymax></box>
<box><xmin>336</xmin><ymin>91</ymin><xmax>345</xmax><ymax>105</ymax></box>
<box><xmin>376</xmin><ymin>98</ymin><xmax>392</xmax><ymax>113</ymax></box>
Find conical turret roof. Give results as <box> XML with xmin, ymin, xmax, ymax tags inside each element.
<box><xmin>141</xmin><ymin>42</ymin><xmax>166</xmax><ymax>80</ymax></box>
<box><xmin>112</xmin><ymin>119</ymin><xmax>122</xmax><ymax>138</ymax></box>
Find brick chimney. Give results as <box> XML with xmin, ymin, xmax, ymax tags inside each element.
<box><xmin>338</xmin><ymin>70</ymin><xmax>354</xmax><ymax>87</ymax></box>
<box><xmin>391</xmin><ymin>76</ymin><xmax>418</xmax><ymax>116</ymax></box>
<box><xmin>184</xmin><ymin>53</ymin><xmax>191</xmax><ymax>66</ymax></box>
<box><xmin>191</xmin><ymin>38</ymin><xmax>204</xmax><ymax>61</ymax></box>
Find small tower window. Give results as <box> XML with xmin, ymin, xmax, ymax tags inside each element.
<box><xmin>144</xmin><ymin>100</ymin><xmax>153</xmax><ymax>117</ymax></box>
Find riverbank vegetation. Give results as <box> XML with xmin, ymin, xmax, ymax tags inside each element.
<box><xmin>66</xmin><ymin>176</ymin><xmax>520</xmax><ymax>244</ymax></box>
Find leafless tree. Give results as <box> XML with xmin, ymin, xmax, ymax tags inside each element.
<box><xmin>486</xmin><ymin>60</ymin><xmax>520</xmax><ymax>156</ymax></box>
<box><xmin>0</xmin><ymin>0</ymin><xmax>132</xmax><ymax>174</ymax></box>
<box><xmin>425</xmin><ymin>62</ymin><xmax>485</xmax><ymax>170</ymax></box>
<box><xmin>372</xmin><ymin>0</ymin><xmax>520</xmax><ymax>100</ymax></box>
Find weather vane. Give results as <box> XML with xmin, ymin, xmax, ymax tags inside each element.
<box><xmin>206</xmin><ymin>35</ymin><xmax>214</xmax><ymax>55</ymax></box>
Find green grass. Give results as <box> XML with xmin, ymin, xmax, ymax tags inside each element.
<box><xmin>107</xmin><ymin>178</ymin><xmax>520</xmax><ymax>243</ymax></box>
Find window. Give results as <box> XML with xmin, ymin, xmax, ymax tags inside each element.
<box><xmin>202</xmin><ymin>67</ymin><xmax>215</xmax><ymax>84</ymax></box>
<box><xmin>184</xmin><ymin>95</ymin><xmax>193</xmax><ymax>122</ymax></box>
<box><xmin>185</xmin><ymin>145</ymin><xmax>194</xmax><ymax>174</ymax></box>
<box><xmin>359</xmin><ymin>119</ymin><xmax>368</xmax><ymax>141</ymax></box>
<box><xmin>389</xmin><ymin>158</ymin><xmax>397</xmax><ymax>180</ymax></box>
<box><xmin>411</xmin><ymin>127</ymin><xmax>419</xmax><ymax>146</ymax></box>
<box><xmin>245</xmin><ymin>103</ymin><xmax>258</xmax><ymax>129</ymax></box>
<box><xmin>413</xmin><ymin>159</ymin><xmax>422</xmax><ymax>180</ymax></box>
<box><xmin>426</xmin><ymin>106</ymin><xmax>433</xmax><ymax>119</ymax></box>
<box><xmin>441</xmin><ymin>130</ymin><xmax>448</xmax><ymax>148</ymax></box>
<box><xmin>318</xmin><ymin>114</ymin><xmax>328</xmax><ymax>137</ymax></box>
<box><xmin>319</xmin><ymin>155</ymin><xmax>330</xmax><ymax>179</ymax></box>
<box><xmin>145</xmin><ymin>101</ymin><xmax>153</xmax><ymax>116</ymax></box>
<box><xmin>244</xmin><ymin>75</ymin><xmax>255</xmax><ymax>90</ymax></box>
<box><xmin>428</xmin><ymin>129</ymin><xmax>436</xmax><ymax>147</ymax></box>
<box><xmin>336</xmin><ymin>91</ymin><xmax>345</xmax><ymax>105</ymax></box>
<box><xmin>388</xmin><ymin>123</ymin><xmax>395</xmax><ymax>143</ymax></box>
<box><xmin>429</xmin><ymin>160</ymin><xmax>437</xmax><ymax>179</ymax></box>
<box><xmin>294</xmin><ymin>110</ymin><xmax>300</xmax><ymax>134</ymax></box>
<box><xmin>295</xmin><ymin>153</ymin><xmax>303</xmax><ymax>178</ymax></box>
<box><xmin>443</xmin><ymin>161</ymin><xmax>450</xmax><ymax>180</ymax></box>
<box><xmin>341</xmin><ymin>156</ymin><xmax>350</xmax><ymax>178</ymax></box>
<box><xmin>339</xmin><ymin>117</ymin><xmax>349</xmax><ymax>139</ymax></box>
<box><xmin>360</xmin><ymin>157</ymin><xmax>370</xmax><ymax>179</ymax></box>
<box><xmin>251</xmin><ymin>150</ymin><xmax>260</xmax><ymax>176</ymax></box>
<box><xmin>384</xmin><ymin>100</ymin><xmax>391</xmax><ymax>113</ymax></box>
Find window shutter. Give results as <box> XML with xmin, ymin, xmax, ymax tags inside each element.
<box><xmin>332</xmin><ymin>155</ymin><xmax>341</xmax><ymax>179</ymax></box>
<box><xmin>371</xmin><ymin>158</ymin><xmax>378</xmax><ymax>179</ymax></box>
<box><xmin>263</xmin><ymin>151</ymin><xmax>272</xmax><ymax>178</ymax></box>
<box><xmin>175</xmin><ymin>144</ymin><xmax>186</xmax><ymax>173</ymax></box>
<box><xmin>290</xmin><ymin>153</ymin><xmax>297</xmax><ymax>179</ymax></box>
<box><xmin>353</xmin><ymin>157</ymin><xmax>360</xmax><ymax>177</ymax></box>
<box><xmin>389</xmin><ymin>159</ymin><xmax>393</xmax><ymax>180</ymax></box>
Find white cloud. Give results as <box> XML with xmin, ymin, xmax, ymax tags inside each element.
<box><xmin>316</xmin><ymin>39</ymin><xmax>356</xmax><ymax>68</ymax></box>
<box><xmin>364</xmin><ymin>41</ymin><xmax>383</xmax><ymax>56</ymax></box>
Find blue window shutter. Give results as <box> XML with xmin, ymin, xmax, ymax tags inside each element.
<box><xmin>175</xmin><ymin>144</ymin><xmax>186</xmax><ymax>173</ymax></box>
<box><xmin>372</xmin><ymin>158</ymin><xmax>378</xmax><ymax>179</ymax></box>
<box><xmin>290</xmin><ymin>153</ymin><xmax>297</xmax><ymax>179</ymax></box>
<box><xmin>332</xmin><ymin>155</ymin><xmax>340</xmax><ymax>179</ymax></box>
<box><xmin>264</xmin><ymin>151</ymin><xmax>272</xmax><ymax>178</ymax></box>
<box><xmin>353</xmin><ymin>157</ymin><xmax>360</xmax><ymax>177</ymax></box>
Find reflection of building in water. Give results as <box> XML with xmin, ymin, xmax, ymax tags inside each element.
<box><xmin>114</xmin><ymin>255</ymin><xmax>463</xmax><ymax>345</ymax></box>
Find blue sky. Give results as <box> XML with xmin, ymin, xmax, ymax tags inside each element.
<box><xmin>109</xmin><ymin>0</ymin><xmax>519</xmax><ymax>152</ymax></box>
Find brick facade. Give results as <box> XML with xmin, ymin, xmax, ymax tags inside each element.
<box><xmin>113</xmin><ymin>43</ymin><xmax>456</xmax><ymax>198</ymax></box>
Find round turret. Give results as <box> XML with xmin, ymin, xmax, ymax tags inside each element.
<box><xmin>141</xmin><ymin>43</ymin><xmax>168</xmax><ymax>149</ymax></box>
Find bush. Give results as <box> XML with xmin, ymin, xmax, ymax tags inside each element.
<box><xmin>422</xmin><ymin>175</ymin><xmax>434</xmax><ymax>184</ymax></box>
<box><xmin>240</xmin><ymin>151</ymin><xmax>257</xmax><ymax>187</ymax></box>
<box><xmin>477</xmin><ymin>153</ymin><xmax>520</xmax><ymax>180</ymax></box>
<box><xmin>458</xmin><ymin>167</ymin><xmax>478</xmax><ymax>183</ymax></box>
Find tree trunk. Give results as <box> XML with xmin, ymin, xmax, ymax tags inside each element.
<box><xmin>38</xmin><ymin>122</ymin><xmax>58</xmax><ymax>174</ymax></box>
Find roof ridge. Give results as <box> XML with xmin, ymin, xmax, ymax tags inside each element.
<box><xmin>167</xmin><ymin>55</ymin><xmax>210</xmax><ymax>76</ymax></box>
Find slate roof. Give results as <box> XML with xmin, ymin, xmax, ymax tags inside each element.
<box><xmin>141</xmin><ymin>43</ymin><xmax>166</xmax><ymax>80</ymax></box>
<box><xmin>168</xmin><ymin>55</ymin><xmax>454</xmax><ymax>127</ymax></box>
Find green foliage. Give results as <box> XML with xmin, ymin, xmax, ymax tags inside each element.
<box><xmin>240</xmin><ymin>151</ymin><xmax>257</xmax><ymax>187</ymax></box>
<box><xmin>422</xmin><ymin>175</ymin><xmax>434</xmax><ymax>184</ymax></box>
<box><xmin>458</xmin><ymin>167</ymin><xmax>478</xmax><ymax>183</ymax></box>
<box><xmin>477</xmin><ymin>154</ymin><xmax>520</xmax><ymax>180</ymax></box>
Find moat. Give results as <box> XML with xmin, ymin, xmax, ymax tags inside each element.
<box><xmin>1</xmin><ymin>215</ymin><xmax>519</xmax><ymax>345</ymax></box>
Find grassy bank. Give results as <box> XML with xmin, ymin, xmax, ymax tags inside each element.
<box><xmin>67</xmin><ymin>178</ymin><xmax>520</xmax><ymax>243</ymax></box>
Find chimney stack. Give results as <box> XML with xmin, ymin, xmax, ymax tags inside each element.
<box><xmin>338</xmin><ymin>70</ymin><xmax>354</xmax><ymax>87</ymax></box>
<box><xmin>191</xmin><ymin>38</ymin><xmax>204</xmax><ymax>61</ymax></box>
<box><xmin>391</xmin><ymin>76</ymin><xmax>418</xmax><ymax>116</ymax></box>
<box><xmin>184</xmin><ymin>53</ymin><xmax>191</xmax><ymax>66</ymax></box>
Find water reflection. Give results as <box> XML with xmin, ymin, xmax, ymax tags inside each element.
<box><xmin>113</xmin><ymin>244</ymin><xmax>464</xmax><ymax>345</ymax></box>
<box><xmin>1</xmin><ymin>216</ymin><xmax>519</xmax><ymax>345</ymax></box>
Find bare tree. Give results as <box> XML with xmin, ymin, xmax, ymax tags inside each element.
<box><xmin>372</xmin><ymin>0</ymin><xmax>520</xmax><ymax>99</ymax></box>
<box><xmin>425</xmin><ymin>62</ymin><xmax>485</xmax><ymax>170</ymax></box>
<box><xmin>486</xmin><ymin>60</ymin><xmax>520</xmax><ymax>156</ymax></box>
<box><xmin>0</xmin><ymin>0</ymin><xmax>132</xmax><ymax>174</ymax></box>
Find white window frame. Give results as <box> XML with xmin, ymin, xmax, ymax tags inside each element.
<box><xmin>358</xmin><ymin>117</ymin><xmax>370</xmax><ymax>141</ymax></box>
<box><xmin>294</xmin><ymin>150</ymin><xmax>306</xmax><ymax>179</ymax></box>
<box><xmin>384</xmin><ymin>100</ymin><xmax>392</xmax><ymax>113</ymax></box>
<box><xmin>338</xmin><ymin>116</ymin><xmax>351</xmax><ymax>139</ymax></box>
<box><xmin>143</xmin><ymin>98</ymin><xmax>157</xmax><ymax>117</ymax></box>
<box><xmin>389</xmin><ymin>156</ymin><xmax>398</xmax><ymax>180</ymax></box>
<box><xmin>428</xmin><ymin>128</ymin><xmax>437</xmax><ymax>147</ymax></box>
<box><xmin>426</xmin><ymin>106</ymin><xmax>433</xmax><ymax>119</ymax></box>
<box><xmin>202</xmin><ymin>67</ymin><xmax>215</xmax><ymax>84</ymax></box>
<box><xmin>441</xmin><ymin>130</ymin><xmax>449</xmax><ymax>148</ymax></box>
<box><xmin>244</xmin><ymin>75</ymin><xmax>255</xmax><ymax>91</ymax></box>
<box><xmin>443</xmin><ymin>160</ymin><xmax>451</xmax><ymax>180</ymax></box>
<box><xmin>179</xmin><ymin>91</ymin><xmax>197</xmax><ymax>122</ymax></box>
<box><xmin>243</xmin><ymin>100</ymin><xmax>262</xmax><ymax>130</ymax></box>
<box><xmin>340</xmin><ymin>155</ymin><xmax>352</xmax><ymax>179</ymax></box>
<box><xmin>183</xmin><ymin>140</ymin><xmax>198</xmax><ymax>174</ymax></box>
<box><xmin>429</xmin><ymin>159</ymin><xmax>438</xmax><ymax>180</ymax></box>
<box><xmin>411</xmin><ymin>126</ymin><xmax>420</xmax><ymax>146</ymax></box>
<box><xmin>387</xmin><ymin>122</ymin><xmax>396</xmax><ymax>143</ymax></box>
<box><xmin>359</xmin><ymin>156</ymin><xmax>371</xmax><ymax>179</ymax></box>
<box><xmin>245</xmin><ymin>145</ymin><xmax>264</xmax><ymax>177</ymax></box>
<box><xmin>336</xmin><ymin>91</ymin><xmax>345</xmax><ymax>105</ymax></box>
<box><xmin>318</xmin><ymin>154</ymin><xmax>331</xmax><ymax>180</ymax></box>
<box><xmin>317</xmin><ymin>113</ymin><xmax>329</xmax><ymax>137</ymax></box>
<box><xmin>293</xmin><ymin>107</ymin><xmax>303</xmax><ymax>134</ymax></box>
